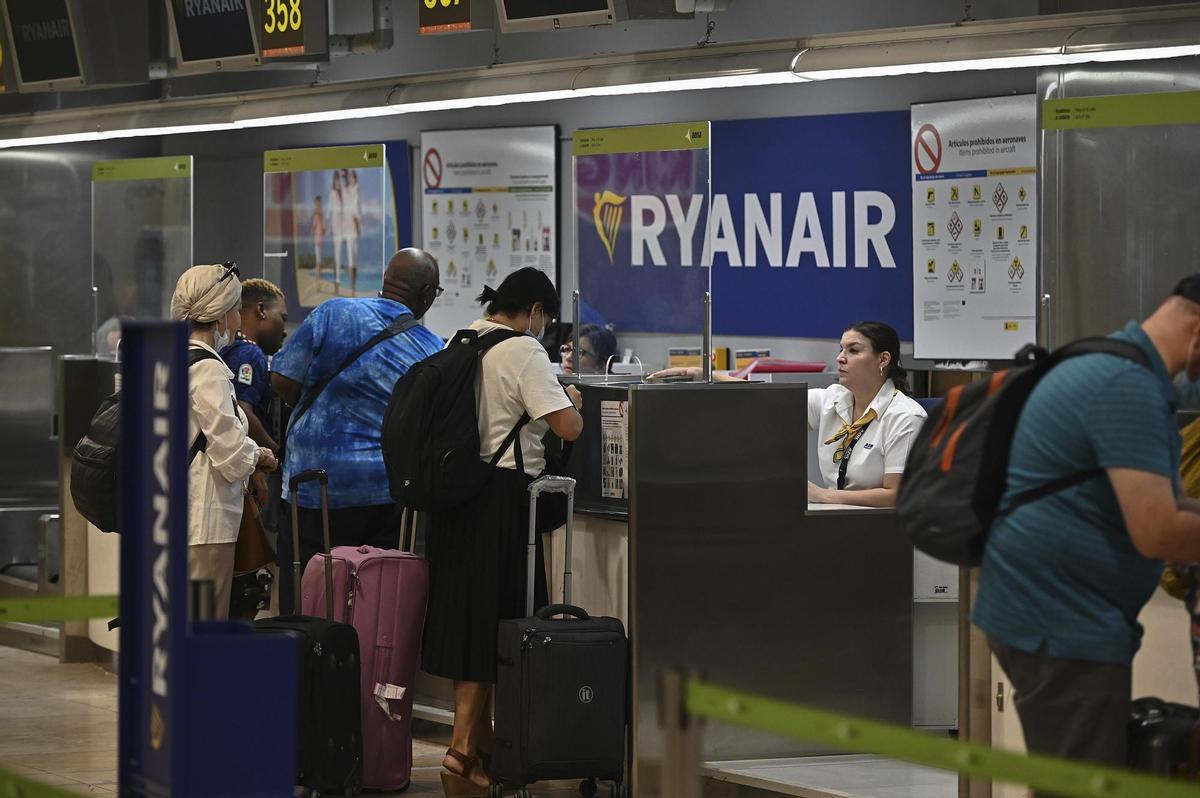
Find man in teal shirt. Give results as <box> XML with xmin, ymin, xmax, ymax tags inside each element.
<box><xmin>974</xmin><ymin>275</ymin><xmax>1200</xmax><ymax>788</ymax></box>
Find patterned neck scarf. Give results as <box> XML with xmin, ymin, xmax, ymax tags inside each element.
<box><xmin>824</xmin><ymin>408</ymin><xmax>878</xmax><ymax>463</ymax></box>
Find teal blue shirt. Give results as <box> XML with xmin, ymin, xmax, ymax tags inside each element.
<box><xmin>973</xmin><ymin>322</ymin><xmax>1179</xmax><ymax>664</ymax></box>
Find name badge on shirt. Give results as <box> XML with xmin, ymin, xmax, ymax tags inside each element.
<box><xmin>238</xmin><ymin>363</ymin><xmax>254</xmax><ymax>385</ymax></box>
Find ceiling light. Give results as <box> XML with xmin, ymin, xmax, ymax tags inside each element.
<box><xmin>0</xmin><ymin>5</ymin><xmax>1197</xmax><ymax>149</ymax></box>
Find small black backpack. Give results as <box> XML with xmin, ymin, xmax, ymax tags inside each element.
<box><xmin>382</xmin><ymin>328</ymin><xmax>526</xmax><ymax>512</ymax></box>
<box><xmin>70</xmin><ymin>349</ymin><xmax>221</xmax><ymax>534</ymax></box>
<box><xmin>897</xmin><ymin>337</ymin><xmax>1150</xmax><ymax>566</ymax></box>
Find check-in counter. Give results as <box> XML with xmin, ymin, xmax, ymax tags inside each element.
<box><xmin>544</xmin><ymin>380</ymin><xmax>925</xmax><ymax>795</ymax></box>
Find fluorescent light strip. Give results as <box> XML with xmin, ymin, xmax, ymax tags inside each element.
<box><xmin>0</xmin><ymin>43</ymin><xmax>1197</xmax><ymax>148</ymax></box>
<box><xmin>792</xmin><ymin>44</ymin><xmax>1200</xmax><ymax>80</ymax></box>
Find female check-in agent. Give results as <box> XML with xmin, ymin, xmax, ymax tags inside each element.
<box><xmin>808</xmin><ymin>321</ymin><xmax>926</xmax><ymax>508</ymax></box>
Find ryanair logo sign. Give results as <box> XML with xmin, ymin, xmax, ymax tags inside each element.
<box><xmin>586</xmin><ymin>189</ymin><xmax>898</xmax><ymax>269</ymax></box>
<box><xmin>592</xmin><ymin>191</ymin><xmax>626</xmax><ymax>264</ymax></box>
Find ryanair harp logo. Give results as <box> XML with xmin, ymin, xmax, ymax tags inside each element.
<box><xmin>593</xmin><ymin>191</ymin><xmax>627</xmax><ymax>263</ymax></box>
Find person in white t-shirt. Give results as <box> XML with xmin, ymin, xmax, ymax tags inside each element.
<box><xmin>807</xmin><ymin>321</ymin><xmax>926</xmax><ymax>507</ymax></box>
<box><xmin>421</xmin><ymin>267</ymin><xmax>583</xmax><ymax>796</ymax></box>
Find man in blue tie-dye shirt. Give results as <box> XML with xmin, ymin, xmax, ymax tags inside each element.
<box><xmin>270</xmin><ymin>248</ymin><xmax>444</xmax><ymax>611</ymax></box>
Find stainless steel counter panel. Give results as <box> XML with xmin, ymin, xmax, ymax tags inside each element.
<box><xmin>628</xmin><ymin>383</ymin><xmax>912</xmax><ymax>796</ymax></box>
<box><xmin>0</xmin><ymin>347</ymin><xmax>58</xmax><ymax>506</ymax></box>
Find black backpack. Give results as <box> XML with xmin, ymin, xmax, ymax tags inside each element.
<box><xmin>897</xmin><ymin>337</ymin><xmax>1151</xmax><ymax>566</ymax></box>
<box><xmin>70</xmin><ymin>349</ymin><xmax>222</xmax><ymax>534</ymax></box>
<box><xmin>382</xmin><ymin>328</ymin><xmax>526</xmax><ymax>512</ymax></box>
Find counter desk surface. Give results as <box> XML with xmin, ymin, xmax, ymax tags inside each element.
<box><xmin>806</xmin><ymin>502</ymin><xmax>893</xmax><ymax>515</ymax></box>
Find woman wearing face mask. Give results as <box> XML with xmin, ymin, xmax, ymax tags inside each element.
<box><xmin>423</xmin><ymin>267</ymin><xmax>584</xmax><ymax>797</ymax></box>
<box><xmin>169</xmin><ymin>264</ymin><xmax>278</xmax><ymax>618</ymax></box>
<box><xmin>807</xmin><ymin>321</ymin><xmax>926</xmax><ymax>508</ymax></box>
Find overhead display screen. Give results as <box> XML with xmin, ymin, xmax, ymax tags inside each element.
<box><xmin>166</xmin><ymin>0</ymin><xmax>258</xmax><ymax>66</ymax></box>
<box><xmin>420</xmin><ymin>0</ymin><xmax>475</xmax><ymax>33</ymax></box>
<box><xmin>499</xmin><ymin>0</ymin><xmax>609</xmax><ymax>19</ymax></box>
<box><xmin>2</xmin><ymin>0</ymin><xmax>83</xmax><ymax>87</ymax></box>
<box><xmin>258</xmin><ymin>0</ymin><xmax>327</xmax><ymax>59</ymax></box>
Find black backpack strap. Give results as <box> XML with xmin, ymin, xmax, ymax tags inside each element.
<box><xmin>470</xmin><ymin>327</ymin><xmax>539</xmax><ymax>471</ymax></box>
<box><xmin>1050</xmin><ymin>337</ymin><xmax>1152</xmax><ymax>370</ymax></box>
<box><xmin>998</xmin><ymin>468</ymin><xmax>1105</xmax><ymax>518</ymax></box>
<box><xmin>490</xmin><ymin>413</ymin><xmax>531</xmax><ymax>470</ymax></box>
<box><xmin>992</xmin><ymin>337</ymin><xmax>1149</xmax><ymax>517</ymax></box>
<box><xmin>188</xmin><ymin>348</ymin><xmax>222</xmax><ymax>466</ymax></box>
<box><xmin>290</xmin><ymin>313</ymin><xmax>419</xmax><ymax>423</ymax></box>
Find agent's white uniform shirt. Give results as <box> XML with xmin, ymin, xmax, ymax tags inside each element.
<box><xmin>807</xmin><ymin>379</ymin><xmax>927</xmax><ymax>490</ymax></box>
<box><xmin>470</xmin><ymin>320</ymin><xmax>573</xmax><ymax>478</ymax></box>
<box><xmin>187</xmin><ymin>341</ymin><xmax>260</xmax><ymax>545</ymax></box>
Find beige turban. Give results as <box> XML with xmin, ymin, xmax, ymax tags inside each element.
<box><xmin>170</xmin><ymin>264</ymin><xmax>242</xmax><ymax>323</ymax></box>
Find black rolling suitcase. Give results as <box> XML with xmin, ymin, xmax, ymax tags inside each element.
<box><xmin>493</xmin><ymin>476</ymin><xmax>629</xmax><ymax>798</ymax></box>
<box><xmin>1128</xmin><ymin>697</ymin><xmax>1200</xmax><ymax>777</ymax></box>
<box><xmin>255</xmin><ymin>470</ymin><xmax>364</xmax><ymax>797</ymax></box>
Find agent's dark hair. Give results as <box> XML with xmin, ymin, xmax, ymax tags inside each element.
<box><xmin>477</xmin><ymin>267</ymin><xmax>560</xmax><ymax>318</ymax></box>
<box><xmin>579</xmin><ymin>324</ymin><xmax>618</xmax><ymax>369</ymax></box>
<box><xmin>846</xmin><ymin>321</ymin><xmax>909</xmax><ymax>394</ymax></box>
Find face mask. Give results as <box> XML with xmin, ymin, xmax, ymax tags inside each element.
<box><xmin>213</xmin><ymin>319</ymin><xmax>231</xmax><ymax>351</ymax></box>
<box><xmin>527</xmin><ymin>308</ymin><xmax>545</xmax><ymax>342</ymax></box>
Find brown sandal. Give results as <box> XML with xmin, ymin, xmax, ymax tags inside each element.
<box><xmin>441</xmin><ymin>748</ymin><xmax>489</xmax><ymax>798</ymax></box>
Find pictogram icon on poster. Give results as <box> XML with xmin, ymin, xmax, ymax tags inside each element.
<box><xmin>423</xmin><ymin>148</ymin><xmax>443</xmax><ymax>189</ymax></box>
<box><xmin>914</xmin><ymin>124</ymin><xmax>942</xmax><ymax>175</ymax></box>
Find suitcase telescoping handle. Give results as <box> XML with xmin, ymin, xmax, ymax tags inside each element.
<box><xmin>399</xmin><ymin>508</ymin><xmax>420</xmax><ymax>554</ymax></box>
<box><xmin>289</xmin><ymin>469</ymin><xmax>335</xmax><ymax>622</ymax></box>
<box><xmin>526</xmin><ymin>475</ymin><xmax>576</xmax><ymax>616</ymax></box>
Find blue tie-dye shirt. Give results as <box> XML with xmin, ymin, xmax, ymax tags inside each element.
<box><xmin>272</xmin><ymin>298</ymin><xmax>444</xmax><ymax>509</ymax></box>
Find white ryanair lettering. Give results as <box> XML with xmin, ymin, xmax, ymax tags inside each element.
<box><xmin>184</xmin><ymin>0</ymin><xmax>246</xmax><ymax>17</ymax></box>
<box><xmin>620</xmin><ymin>192</ymin><xmax>897</xmax><ymax>269</ymax></box>
<box><xmin>151</xmin><ymin>362</ymin><xmax>171</xmax><ymax>699</ymax></box>
<box><xmin>20</xmin><ymin>20</ymin><xmax>71</xmax><ymax>42</ymax></box>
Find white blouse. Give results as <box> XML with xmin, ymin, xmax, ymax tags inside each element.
<box><xmin>807</xmin><ymin>380</ymin><xmax>927</xmax><ymax>491</ymax></box>
<box><xmin>187</xmin><ymin>341</ymin><xmax>260</xmax><ymax>546</ymax></box>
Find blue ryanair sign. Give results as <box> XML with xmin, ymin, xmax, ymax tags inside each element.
<box><xmin>575</xmin><ymin>111</ymin><xmax>914</xmax><ymax>339</ymax></box>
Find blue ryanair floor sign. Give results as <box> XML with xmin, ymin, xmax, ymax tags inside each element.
<box><xmin>118</xmin><ymin>321</ymin><xmax>297</xmax><ymax>796</ymax></box>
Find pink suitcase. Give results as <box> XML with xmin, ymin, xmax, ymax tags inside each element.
<box><xmin>301</xmin><ymin>510</ymin><xmax>429</xmax><ymax>792</ymax></box>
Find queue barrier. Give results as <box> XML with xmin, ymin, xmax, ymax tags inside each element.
<box><xmin>0</xmin><ymin>595</ymin><xmax>123</xmax><ymax>797</ymax></box>
<box><xmin>660</xmin><ymin>672</ymin><xmax>1200</xmax><ymax>798</ymax></box>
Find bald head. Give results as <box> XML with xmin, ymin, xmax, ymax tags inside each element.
<box><xmin>381</xmin><ymin>248</ymin><xmax>440</xmax><ymax>317</ymax></box>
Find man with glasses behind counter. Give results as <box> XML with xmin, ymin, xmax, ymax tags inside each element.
<box><xmin>269</xmin><ymin>248</ymin><xmax>445</xmax><ymax>612</ymax></box>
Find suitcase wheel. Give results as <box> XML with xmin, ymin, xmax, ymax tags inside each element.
<box><xmin>517</xmin><ymin>789</ymin><xmax>533</xmax><ymax>798</ymax></box>
<box><xmin>488</xmin><ymin>784</ymin><xmax>504</xmax><ymax>798</ymax></box>
<box><xmin>579</xmin><ymin>778</ymin><xmax>598</xmax><ymax>798</ymax></box>
<box><xmin>612</xmin><ymin>781</ymin><xmax>629</xmax><ymax>798</ymax></box>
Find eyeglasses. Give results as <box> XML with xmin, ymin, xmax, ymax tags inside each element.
<box><xmin>559</xmin><ymin>344</ymin><xmax>596</xmax><ymax>359</ymax></box>
<box><xmin>431</xmin><ymin>285</ymin><xmax>445</xmax><ymax>298</ymax></box>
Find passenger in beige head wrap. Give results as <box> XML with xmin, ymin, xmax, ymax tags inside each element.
<box><xmin>170</xmin><ymin>264</ymin><xmax>278</xmax><ymax>618</ymax></box>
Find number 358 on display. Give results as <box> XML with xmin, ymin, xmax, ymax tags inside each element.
<box><xmin>423</xmin><ymin>0</ymin><xmax>461</xmax><ymax>6</ymax></box>
<box><xmin>264</xmin><ymin>0</ymin><xmax>302</xmax><ymax>33</ymax></box>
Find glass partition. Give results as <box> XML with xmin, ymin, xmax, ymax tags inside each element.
<box><xmin>572</xmin><ymin>122</ymin><xmax>712</xmax><ymax>379</ymax></box>
<box><xmin>91</xmin><ymin>156</ymin><xmax>194</xmax><ymax>355</ymax></box>
<box><xmin>263</xmin><ymin>145</ymin><xmax>388</xmax><ymax>322</ymax></box>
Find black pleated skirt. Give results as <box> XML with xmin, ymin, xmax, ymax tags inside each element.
<box><xmin>421</xmin><ymin>467</ymin><xmax>549</xmax><ymax>683</ymax></box>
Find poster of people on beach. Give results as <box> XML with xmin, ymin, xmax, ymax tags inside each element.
<box><xmin>263</xmin><ymin>144</ymin><xmax>389</xmax><ymax>311</ymax></box>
